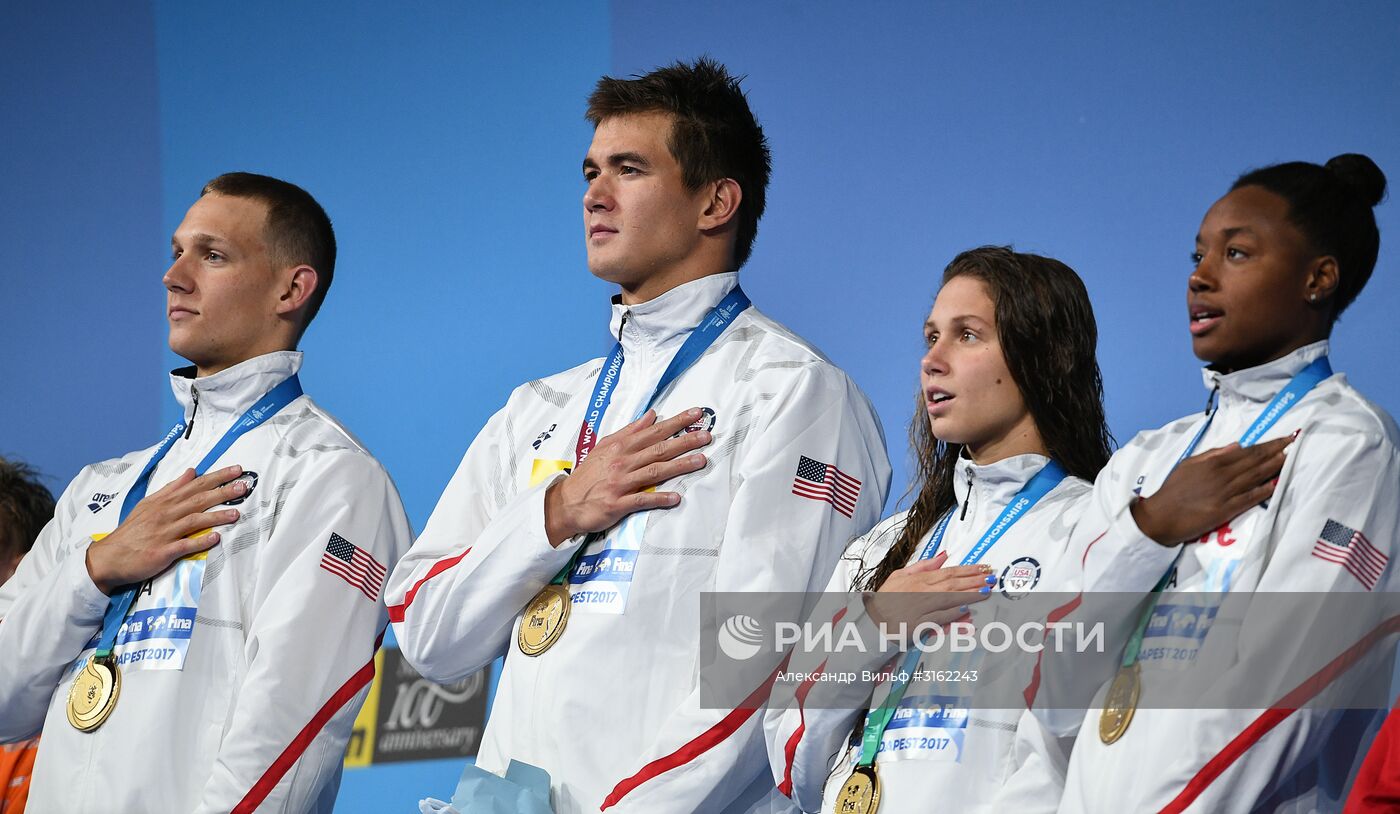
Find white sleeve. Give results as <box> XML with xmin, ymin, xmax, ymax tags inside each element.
<box><xmin>991</xmin><ymin>708</ymin><xmax>1070</xmax><ymax>814</ymax></box>
<box><xmin>1111</xmin><ymin>424</ymin><xmax>1400</xmax><ymax>812</ymax></box>
<box><xmin>0</xmin><ymin>472</ymin><xmax>111</xmax><ymax>742</ymax></box>
<box><xmin>385</xmin><ymin>402</ymin><xmax>583</xmax><ymax>683</ymax></box>
<box><xmin>1068</xmin><ymin>433</ymin><xmax>1182</xmax><ymax>595</ymax></box>
<box><xmin>193</xmin><ymin>452</ymin><xmax>412</xmax><ymax>814</ymax></box>
<box><xmin>599</xmin><ymin>365</ymin><xmax>892</xmax><ymax>813</ymax></box>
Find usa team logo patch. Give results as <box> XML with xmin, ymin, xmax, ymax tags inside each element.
<box><xmin>999</xmin><ymin>556</ymin><xmax>1041</xmax><ymax>599</ymax></box>
<box><xmin>87</xmin><ymin>491</ymin><xmax>118</xmax><ymax>513</ymax></box>
<box><xmin>674</xmin><ymin>407</ymin><xmax>716</xmax><ymax>437</ymax></box>
<box><xmin>222</xmin><ymin>471</ymin><xmax>259</xmax><ymax>506</ymax></box>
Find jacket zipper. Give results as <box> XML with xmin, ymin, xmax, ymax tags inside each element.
<box><xmin>184</xmin><ymin>386</ymin><xmax>200</xmax><ymax>440</ymax></box>
<box><xmin>960</xmin><ymin>466</ymin><xmax>974</xmax><ymax>521</ymax></box>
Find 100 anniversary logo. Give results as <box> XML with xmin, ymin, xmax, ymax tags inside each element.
<box><xmin>344</xmin><ymin>646</ymin><xmax>489</xmax><ymax>767</ymax></box>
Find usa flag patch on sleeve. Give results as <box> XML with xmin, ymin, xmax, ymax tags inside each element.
<box><xmin>791</xmin><ymin>455</ymin><xmax>862</xmax><ymax>518</ymax></box>
<box><xmin>321</xmin><ymin>532</ymin><xmax>387</xmax><ymax>600</ymax></box>
<box><xmin>1311</xmin><ymin>519</ymin><xmax>1388</xmax><ymax>591</ymax></box>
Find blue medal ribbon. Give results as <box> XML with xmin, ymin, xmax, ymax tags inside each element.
<box><xmin>635</xmin><ymin>285</ymin><xmax>751</xmax><ymax>421</ymax></box>
<box><xmin>1122</xmin><ymin>355</ymin><xmax>1333</xmax><ymax>668</ymax></box>
<box><xmin>858</xmin><ymin>459</ymin><xmax>1069</xmax><ymax>768</ymax></box>
<box><xmin>573</xmin><ymin>286</ymin><xmax>751</xmax><ymax>466</ymax></box>
<box><xmin>918</xmin><ymin>461</ymin><xmax>1069</xmax><ymax>566</ymax></box>
<box><xmin>1174</xmin><ymin>355</ymin><xmax>1332</xmax><ymax>467</ymax></box>
<box><xmin>551</xmin><ymin>286</ymin><xmax>751</xmax><ymax>585</ymax></box>
<box><xmin>93</xmin><ymin>374</ymin><xmax>304</xmax><ymax>658</ymax></box>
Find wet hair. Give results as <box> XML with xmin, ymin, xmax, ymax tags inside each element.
<box><xmin>1231</xmin><ymin>153</ymin><xmax>1387</xmax><ymax>321</ymax></box>
<box><xmin>586</xmin><ymin>56</ymin><xmax>772</xmax><ymax>270</ymax></box>
<box><xmin>0</xmin><ymin>457</ymin><xmax>55</xmax><ymax>565</ymax></box>
<box><xmin>201</xmin><ymin>172</ymin><xmax>337</xmax><ymax>335</ymax></box>
<box><xmin>857</xmin><ymin>246</ymin><xmax>1113</xmax><ymax>591</ymax></box>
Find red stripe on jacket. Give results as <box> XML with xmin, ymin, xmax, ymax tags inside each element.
<box><xmin>1159</xmin><ymin>614</ymin><xmax>1400</xmax><ymax>814</ymax></box>
<box><xmin>601</xmin><ymin>651</ymin><xmax>795</xmax><ymax>810</ymax></box>
<box><xmin>779</xmin><ymin>606</ymin><xmax>851</xmax><ymax>797</ymax></box>
<box><xmin>386</xmin><ymin>548</ymin><xmax>472</xmax><ymax>623</ymax></box>
<box><xmin>231</xmin><ymin>630</ymin><xmax>385</xmax><ymax>814</ymax></box>
<box><xmin>1023</xmin><ymin>529</ymin><xmax>1107</xmax><ymax>707</ymax></box>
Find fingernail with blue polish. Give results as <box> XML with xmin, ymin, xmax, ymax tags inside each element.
<box><xmin>979</xmin><ymin>586</ymin><xmax>991</xmax><ymax>594</ymax></box>
<box><xmin>985</xmin><ymin>575</ymin><xmax>997</xmax><ymax>584</ymax></box>
<box><xmin>958</xmin><ymin>605</ymin><xmax>969</xmax><ymax>614</ymax></box>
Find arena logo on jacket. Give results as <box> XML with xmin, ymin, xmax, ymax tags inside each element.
<box><xmin>531</xmin><ymin>423</ymin><xmax>557</xmax><ymax>451</ymax></box>
<box><xmin>87</xmin><ymin>491</ymin><xmax>117</xmax><ymax>513</ymax></box>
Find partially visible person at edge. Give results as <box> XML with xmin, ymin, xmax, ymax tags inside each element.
<box><xmin>1346</xmin><ymin>698</ymin><xmax>1400</xmax><ymax>812</ymax></box>
<box><xmin>1046</xmin><ymin>154</ymin><xmax>1399</xmax><ymax>813</ymax></box>
<box><xmin>0</xmin><ymin>457</ymin><xmax>55</xmax><ymax>814</ymax></box>
<box><xmin>0</xmin><ymin>173</ymin><xmax>412</xmax><ymax>812</ymax></box>
<box><xmin>765</xmin><ymin>247</ymin><xmax>1158</xmax><ymax>813</ymax></box>
<box><xmin>387</xmin><ymin>58</ymin><xmax>891</xmax><ymax>813</ymax></box>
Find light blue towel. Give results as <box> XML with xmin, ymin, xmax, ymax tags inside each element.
<box><xmin>418</xmin><ymin>760</ymin><xmax>553</xmax><ymax>814</ymax></box>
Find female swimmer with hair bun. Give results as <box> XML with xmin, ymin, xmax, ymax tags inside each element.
<box><xmin>1052</xmin><ymin>154</ymin><xmax>1400</xmax><ymax>813</ymax></box>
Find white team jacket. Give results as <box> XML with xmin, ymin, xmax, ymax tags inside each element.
<box><xmin>386</xmin><ymin>273</ymin><xmax>892</xmax><ymax>813</ymax></box>
<box><xmin>763</xmin><ymin>453</ymin><xmax>1094</xmax><ymax>814</ymax></box>
<box><xmin>1055</xmin><ymin>341</ymin><xmax>1400</xmax><ymax>813</ymax></box>
<box><xmin>0</xmin><ymin>351</ymin><xmax>412</xmax><ymax>813</ymax></box>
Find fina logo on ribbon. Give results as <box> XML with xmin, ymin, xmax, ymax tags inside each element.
<box><xmin>241</xmin><ymin>399</ymin><xmax>277</xmax><ymax>427</ymax></box>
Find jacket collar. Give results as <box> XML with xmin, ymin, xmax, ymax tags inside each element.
<box><xmin>607</xmin><ymin>272</ymin><xmax>740</xmax><ymax>354</ymax></box>
<box><xmin>169</xmin><ymin>351</ymin><xmax>303</xmax><ymax>422</ymax></box>
<box><xmin>951</xmin><ymin>452</ymin><xmax>1051</xmax><ymax>509</ymax></box>
<box><xmin>1202</xmin><ymin>340</ymin><xmax>1330</xmax><ymax>407</ymax></box>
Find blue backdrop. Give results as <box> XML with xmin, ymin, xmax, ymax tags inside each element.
<box><xmin>4</xmin><ymin>2</ymin><xmax>1398</xmax><ymax>810</ymax></box>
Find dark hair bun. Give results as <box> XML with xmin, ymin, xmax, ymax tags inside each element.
<box><xmin>1325</xmin><ymin>153</ymin><xmax>1387</xmax><ymax>208</ymax></box>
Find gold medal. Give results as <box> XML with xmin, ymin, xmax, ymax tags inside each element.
<box><xmin>67</xmin><ymin>654</ymin><xmax>121</xmax><ymax>732</ymax></box>
<box><xmin>1098</xmin><ymin>662</ymin><xmax>1140</xmax><ymax>744</ymax></box>
<box><xmin>518</xmin><ymin>584</ymin><xmax>571</xmax><ymax>656</ymax></box>
<box><xmin>833</xmin><ymin>765</ymin><xmax>880</xmax><ymax>814</ymax></box>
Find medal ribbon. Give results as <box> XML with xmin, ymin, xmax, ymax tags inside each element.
<box><xmin>856</xmin><ymin>460</ymin><xmax>1069</xmax><ymax>769</ymax></box>
<box><xmin>93</xmin><ymin>374</ymin><xmax>304</xmax><ymax>659</ymax></box>
<box><xmin>1117</xmin><ymin>355</ymin><xmax>1332</xmax><ymax>670</ymax></box>
<box><xmin>550</xmin><ymin>286</ymin><xmax>752</xmax><ymax>586</ymax></box>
